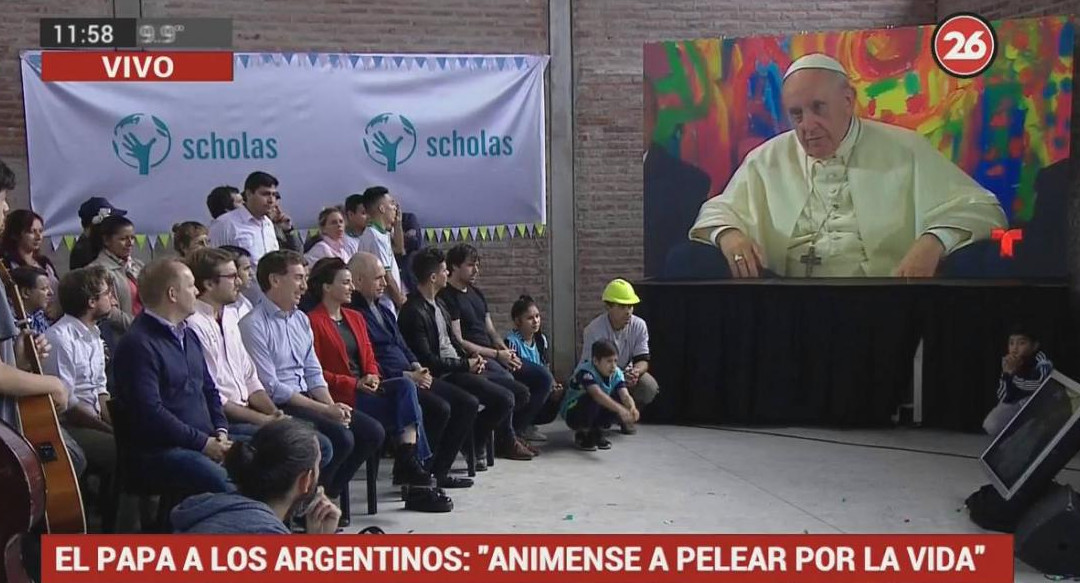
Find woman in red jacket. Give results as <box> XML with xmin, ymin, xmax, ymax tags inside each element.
<box><xmin>306</xmin><ymin>258</ymin><xmax>450</xmax><ymax>511</ymax></box>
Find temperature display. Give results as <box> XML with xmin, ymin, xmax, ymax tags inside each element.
<box><xmin>134</xmin><ymin>18</ymin><xmax>232</xmax><ymax>48</ymax></box>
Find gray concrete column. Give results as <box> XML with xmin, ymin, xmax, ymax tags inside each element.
<box><xmin>548</xmin><ymin>0</ymin><xmax>576</xmax><ymax>378</ymax></box>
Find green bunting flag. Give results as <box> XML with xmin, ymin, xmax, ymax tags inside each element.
<box><xmin>134</xmin><ymin>234</ymin><xmax>147</xmax><ymax>250</ymax></box>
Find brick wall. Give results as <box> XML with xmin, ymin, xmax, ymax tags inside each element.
<box><xmin>1</xmin><ymin>0</ymin><xmax>550</xmax><ymax>330</ymax></box>
<box><xmin>0</xmin><ymin>0</ymin><xmax>113</xmax><ymax>211</ymax></box>
<box><xmin>571</xmin><ymin>0</ymin><xmax>938</xmax><ymax>332</ymax></box>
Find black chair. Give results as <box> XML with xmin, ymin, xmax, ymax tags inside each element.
<box><xmin>104</xmin><ymin>399</ymin><xmax>189</xmax><ymax>532</ymax></box>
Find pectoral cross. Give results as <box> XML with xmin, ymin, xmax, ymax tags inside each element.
<box><xmin>800</xmin><ymin>244</ymin><xmax>822</xmax><ymax>277</ymax></box>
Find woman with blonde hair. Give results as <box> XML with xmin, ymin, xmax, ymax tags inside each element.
<box><xmin>173</xmin><ymin>221</ymin><xmax>210</xmax><ymax>258</ymax></box>
<box><xmin>304</xmin><ymin>207</ymin><xmax>351</xmax><ymax>264</ymax></box>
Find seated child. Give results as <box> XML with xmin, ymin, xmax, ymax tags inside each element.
<box><xmin>982</xmin><ymin>326</ymin><xmax>1053</xmax><ymax>436</ymax></box>
<box><xmin>11</xmin><ymin>266</ymin><xmax>54</xmax><ymax>333</ymax></box>
<box><xmin>505</xmin><ymin>295</ymin><xmax>565</xmax><ymax>436</ymax></box>
<box><xmin>562</xmin><ymin>339</ymin><xmax>639</xmax><ymax>451</ymax></box>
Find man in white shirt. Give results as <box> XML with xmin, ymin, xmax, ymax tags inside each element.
<box><xmin>357</xmin><ymin>186</ymin><xmax>406</xmax><ymax>314</ymax></box>
<box><xmin>44</xmin><ymin>265</ymin><xmax>116</xmax><ymax>475</ymax></box>
<box><xmin>209</xmin><ymin>171</ymin><xmax>280</xmax><ymax>268</ymax></box>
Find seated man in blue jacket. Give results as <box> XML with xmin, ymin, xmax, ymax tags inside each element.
<box><xmin>113</xmin><ymin>257</ymin><xmax>235</xmax><ymax>494</ymax></box>
<box><xmin>348</xmin><ymin>251</ymin><xmax>478</xmax><ymax>488</ymax></box>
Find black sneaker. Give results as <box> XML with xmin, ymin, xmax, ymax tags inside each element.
<box><xmin>404</xmin><ymin>487</ymin><xmax>454</xmax><ymax>513</ymax></box>
<box><xmin>574</xmin><ymin>430</ymin><xmax>597</xmax><ymax>451</ymax></box>
<box><xmin>392</xmin><ymin>445</ymin><xmax>435</xmax><ymax>487</ymax></box>
<box><xmin>593</xmin><ymin>431</ymin><xmax>612</xmax><ymax>450</ymax></box>
<box><xmin>437</xmin><ymin>475</ymin><xmax>474</xmax><ymax>488</ymax></box>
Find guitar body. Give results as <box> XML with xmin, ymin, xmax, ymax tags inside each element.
<box><xmin>0</xmin><ymin>262</ymin><xmax>86</xmax><ymax>534</ymax></box>
<box><xmin>15</xmin><ymin>396</ymin><xmax>85</xmax><ymax>534</ymax></box>
<box><xmin>0</xmin><ymin>419</ymin><xmax>44</xmax><ymax>583</ymax></box>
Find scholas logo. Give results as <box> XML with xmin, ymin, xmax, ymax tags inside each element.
<box><xmin>363</xmin><ymin>112</ymin><xmax>514</xmax><ymax>173</ymax></box>
<box><xmin>111</xmin><ymin>114</ymin><xmax>278</xmax><ymax>175</ymax></box>
<box><xmin>112</xmin><ymin>113</ymin><xmax>172</xmax><ymax>176</ymax></box>
<box><xmin>181</xmin><ymin>132</ymin><xmax>278</xmax><ymax>161</ymax></box>
<box><xmin>426</xmin><ymin>129</ymin><xmax>513</xmax><ymax>159</ymax></box>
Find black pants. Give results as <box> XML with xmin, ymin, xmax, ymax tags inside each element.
<box><xmin>418</xmin><ymin>378</ymin><xmax>479</xmax><ymax>477</ymax></box>
<box><xmin>444</xmin><ymin>371</ymin><xmax>515</xmax><ymax>448</ymax></box>
<box><xmin>565</xmin><ymin>394</ymin><xmax>618</xmax><ymax>431</ymax></box>
<box><xmin>283</xmin><ymin>404</ymin><xmax>385</xmax><ymax>498</ymax></box>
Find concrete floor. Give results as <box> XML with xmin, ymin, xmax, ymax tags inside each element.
<box><xmin>345</xmin><ymin>423</ymin><xmax>1080</xmax><ymax>582</ymax></box>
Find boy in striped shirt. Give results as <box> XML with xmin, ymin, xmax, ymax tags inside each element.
<box><xmin>982</xmin><ymin>326</ymin><xmax>1053</xmax><ymax>436</ymax></box>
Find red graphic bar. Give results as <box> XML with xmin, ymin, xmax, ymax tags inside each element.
<box><xmin>41</xmin><ymin>51</ymin><xmax>233</xmax><ymax>82</ymax></box>
<box><xmin>42</xmin><ymin>534</ymin><xmax>1014</xmax><ymax>583</ymax></box>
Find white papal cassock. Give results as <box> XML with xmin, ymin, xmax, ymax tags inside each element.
<box><xmin>688</xmin><ymin>116</ymin><xmax>1008</xmax><ymax>277</ymax></box>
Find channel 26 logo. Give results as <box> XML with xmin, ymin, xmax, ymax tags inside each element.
<box><xmin>931</xmin><ymin>13</ymin><xmax>998</xmax><ymax>78</ymax></box>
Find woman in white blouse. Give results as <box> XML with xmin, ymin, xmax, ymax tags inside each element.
<box><xmin>304</xmin><ymin>206</ymin><xmax>352</xmax><ymax>264</ymax></box>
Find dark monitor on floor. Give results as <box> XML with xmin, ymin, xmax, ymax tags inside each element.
<box><xmin>980</xmin><ymin>371</ymin><xmax>1080</xmax><ymax>500</ymax></box>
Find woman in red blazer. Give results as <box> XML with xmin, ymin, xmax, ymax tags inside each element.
<box><xmin>307</xmin><ymin>258</ymin><xmax>446</xmax><ymax>506</ymax></box>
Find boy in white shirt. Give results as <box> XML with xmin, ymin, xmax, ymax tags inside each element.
<box><xmin>357</xmin><ymin>186</ymin><xmax>406</xmax><ymax>314</ymax></box>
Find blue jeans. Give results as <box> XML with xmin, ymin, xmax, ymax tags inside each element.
<box><xmin>229</xmin><ymin>422</ymin><xmax>333</xmax><ymax>469</ymax></box>
<box><xmin>138</xmin><ymin>447</ymin><xmax>234</xmax><ymax>494</ymax></box>
<box><xmin>355</xmin><ymin>377</ymin><xmax>431</xmax><ymax>463</ymax></box>
<box><xmin>510</xmin><ymin>360</ymin><xmax>555</xmax><ymax>433</ymax></box>
<box><xmin>282</xmin><ymin>403</ymin><xmax>385</xmax><ymax>498</ymax></box>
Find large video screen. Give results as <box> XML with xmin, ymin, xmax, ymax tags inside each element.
<box><xmin>643</xmin><ymin>17</ymin><xmax>1073</xmax><ymax>280</ymax></box>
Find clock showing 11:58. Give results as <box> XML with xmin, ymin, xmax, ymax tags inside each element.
<box><xmin>39</xmin><ymin>18</ymin><xmax>138</xmax><ymax>48</ymax></box>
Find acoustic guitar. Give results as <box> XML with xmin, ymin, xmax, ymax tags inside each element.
<box><xmin>0</xmin><ymin>419</ymin><xmax>44</xmax><ymax>583</ymax></box>
<box><xmin>0</xmin><ymin>263</ymin><xmax>86</xmax><ymax>534</ymax></box>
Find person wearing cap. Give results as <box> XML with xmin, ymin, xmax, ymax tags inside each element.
<box><xmin>71</xmin><ymin>197</ymin><xmax>127</xmax><ymax>271</ymax></box>
<box><xmin>579</xmin><ymin>278</ymin><xmax>656</xmax><ymax>434</ymax></box>
<box><xmin>688</xmin><ymin>53</ymin><xmax>1006</xmax><ymax>278</ymax></box>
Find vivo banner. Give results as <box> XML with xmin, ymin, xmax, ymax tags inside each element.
<box><xmin>21</xmin><ymin>52</ymin><xmax>548</xmax><ymax>236</ymax></box>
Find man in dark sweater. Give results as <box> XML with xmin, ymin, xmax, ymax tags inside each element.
<box><xmin>398</xmin><ymin>248</ymin><xmax>529</xmax><ymax>461</ymax></box>
<box><xmin>349</xmin><ymin>252</ymin><xmax>477</xmax><ymax>487</ymax></box>
<box><xmin>113</xmin><ymin>257</ymin><xmax>234</xmax><ymax>494</ymax></box>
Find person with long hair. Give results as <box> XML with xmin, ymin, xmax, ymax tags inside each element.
<box><xmin>173</xmin><ymin>221</ymin><xmax>210</xmax><ymax>258</ymax></box>
<box><xmin>305</xmin><ymin>207</ymin><xmax>351</xmax><ymax>264</ymax></box>
<box><xmin>306</xmin><ymin>257</ymin><xmax>451</xmax><ymax>512</ymax></box>
<box><xmin>1</xmin><ymin>209</ymin><xmax>58</xmax><ymax>291</ymax></box>
<box><xmin>87</xmin><ymin>214</ymin><xmax>143</xmax><ymax>328</ymax></box>
<box><xmin>505</xmin><ymin>295</ymin><xmax>565</xmax><ymax>436</ymax></box>
<box><xmin>171</xmin><ymin>418</ymin><xmax>341</xmax><ymax>534</ymax></box>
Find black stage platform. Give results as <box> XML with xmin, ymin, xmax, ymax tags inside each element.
<box><xmin>636</xmin><ymin>279</ymin><xmax>1075</xmax><ymax>431</ymax></box>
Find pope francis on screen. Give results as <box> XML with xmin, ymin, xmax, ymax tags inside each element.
<box><xmin>688</xmin><ymin>53</ymin><xmax>1007</xmax><ymax>278</ymax></box>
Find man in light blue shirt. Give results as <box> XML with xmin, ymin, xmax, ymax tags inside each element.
<box><xmin>239</xmin><ymin>250</ymin><xmax>384</xmax><ymax>504</ymax></box>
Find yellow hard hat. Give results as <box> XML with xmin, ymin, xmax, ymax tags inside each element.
<box><xmin>602</xmin><ymin>278</ymin><xmax>640</xmax><ymax>305</ymax></box>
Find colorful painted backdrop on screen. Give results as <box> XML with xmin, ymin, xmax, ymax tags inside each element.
<box><xmin>643</xmin><ymin>16</ymin><xmax>1074</xmax><ymax>223</ymax></box>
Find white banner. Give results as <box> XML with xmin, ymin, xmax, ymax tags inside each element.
<box><xmin>21</xmin><ymin>52</ymin><xmax>548</xmax><ymax>236</ymax></box>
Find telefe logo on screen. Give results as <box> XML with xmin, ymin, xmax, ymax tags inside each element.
<box><xmin>363</xmin><ymin>111</ymin><xmax>515</xmax><ymax>173</ymax></box>
<box><xmin>111</xmin><ymin>113</ymin><xmax>279</xmax><ymax>175</ymax></box>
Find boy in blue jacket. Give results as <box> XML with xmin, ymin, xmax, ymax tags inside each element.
<box><xmin>562</xmin><ymin>339</ymin><xmax>639</xmax><ymax>451</ymax></box>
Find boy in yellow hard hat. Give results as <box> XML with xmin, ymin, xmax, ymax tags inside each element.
<box><xmin>579</xmin><ymin>278</ymin><xmax>658</xmax><ymax>434</ymax></box>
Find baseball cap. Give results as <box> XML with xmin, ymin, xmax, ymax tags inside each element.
<box><xmin>78</xmin><ymin>197</ymin><xmax>127</xmax><ymax>223</ymax></box>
